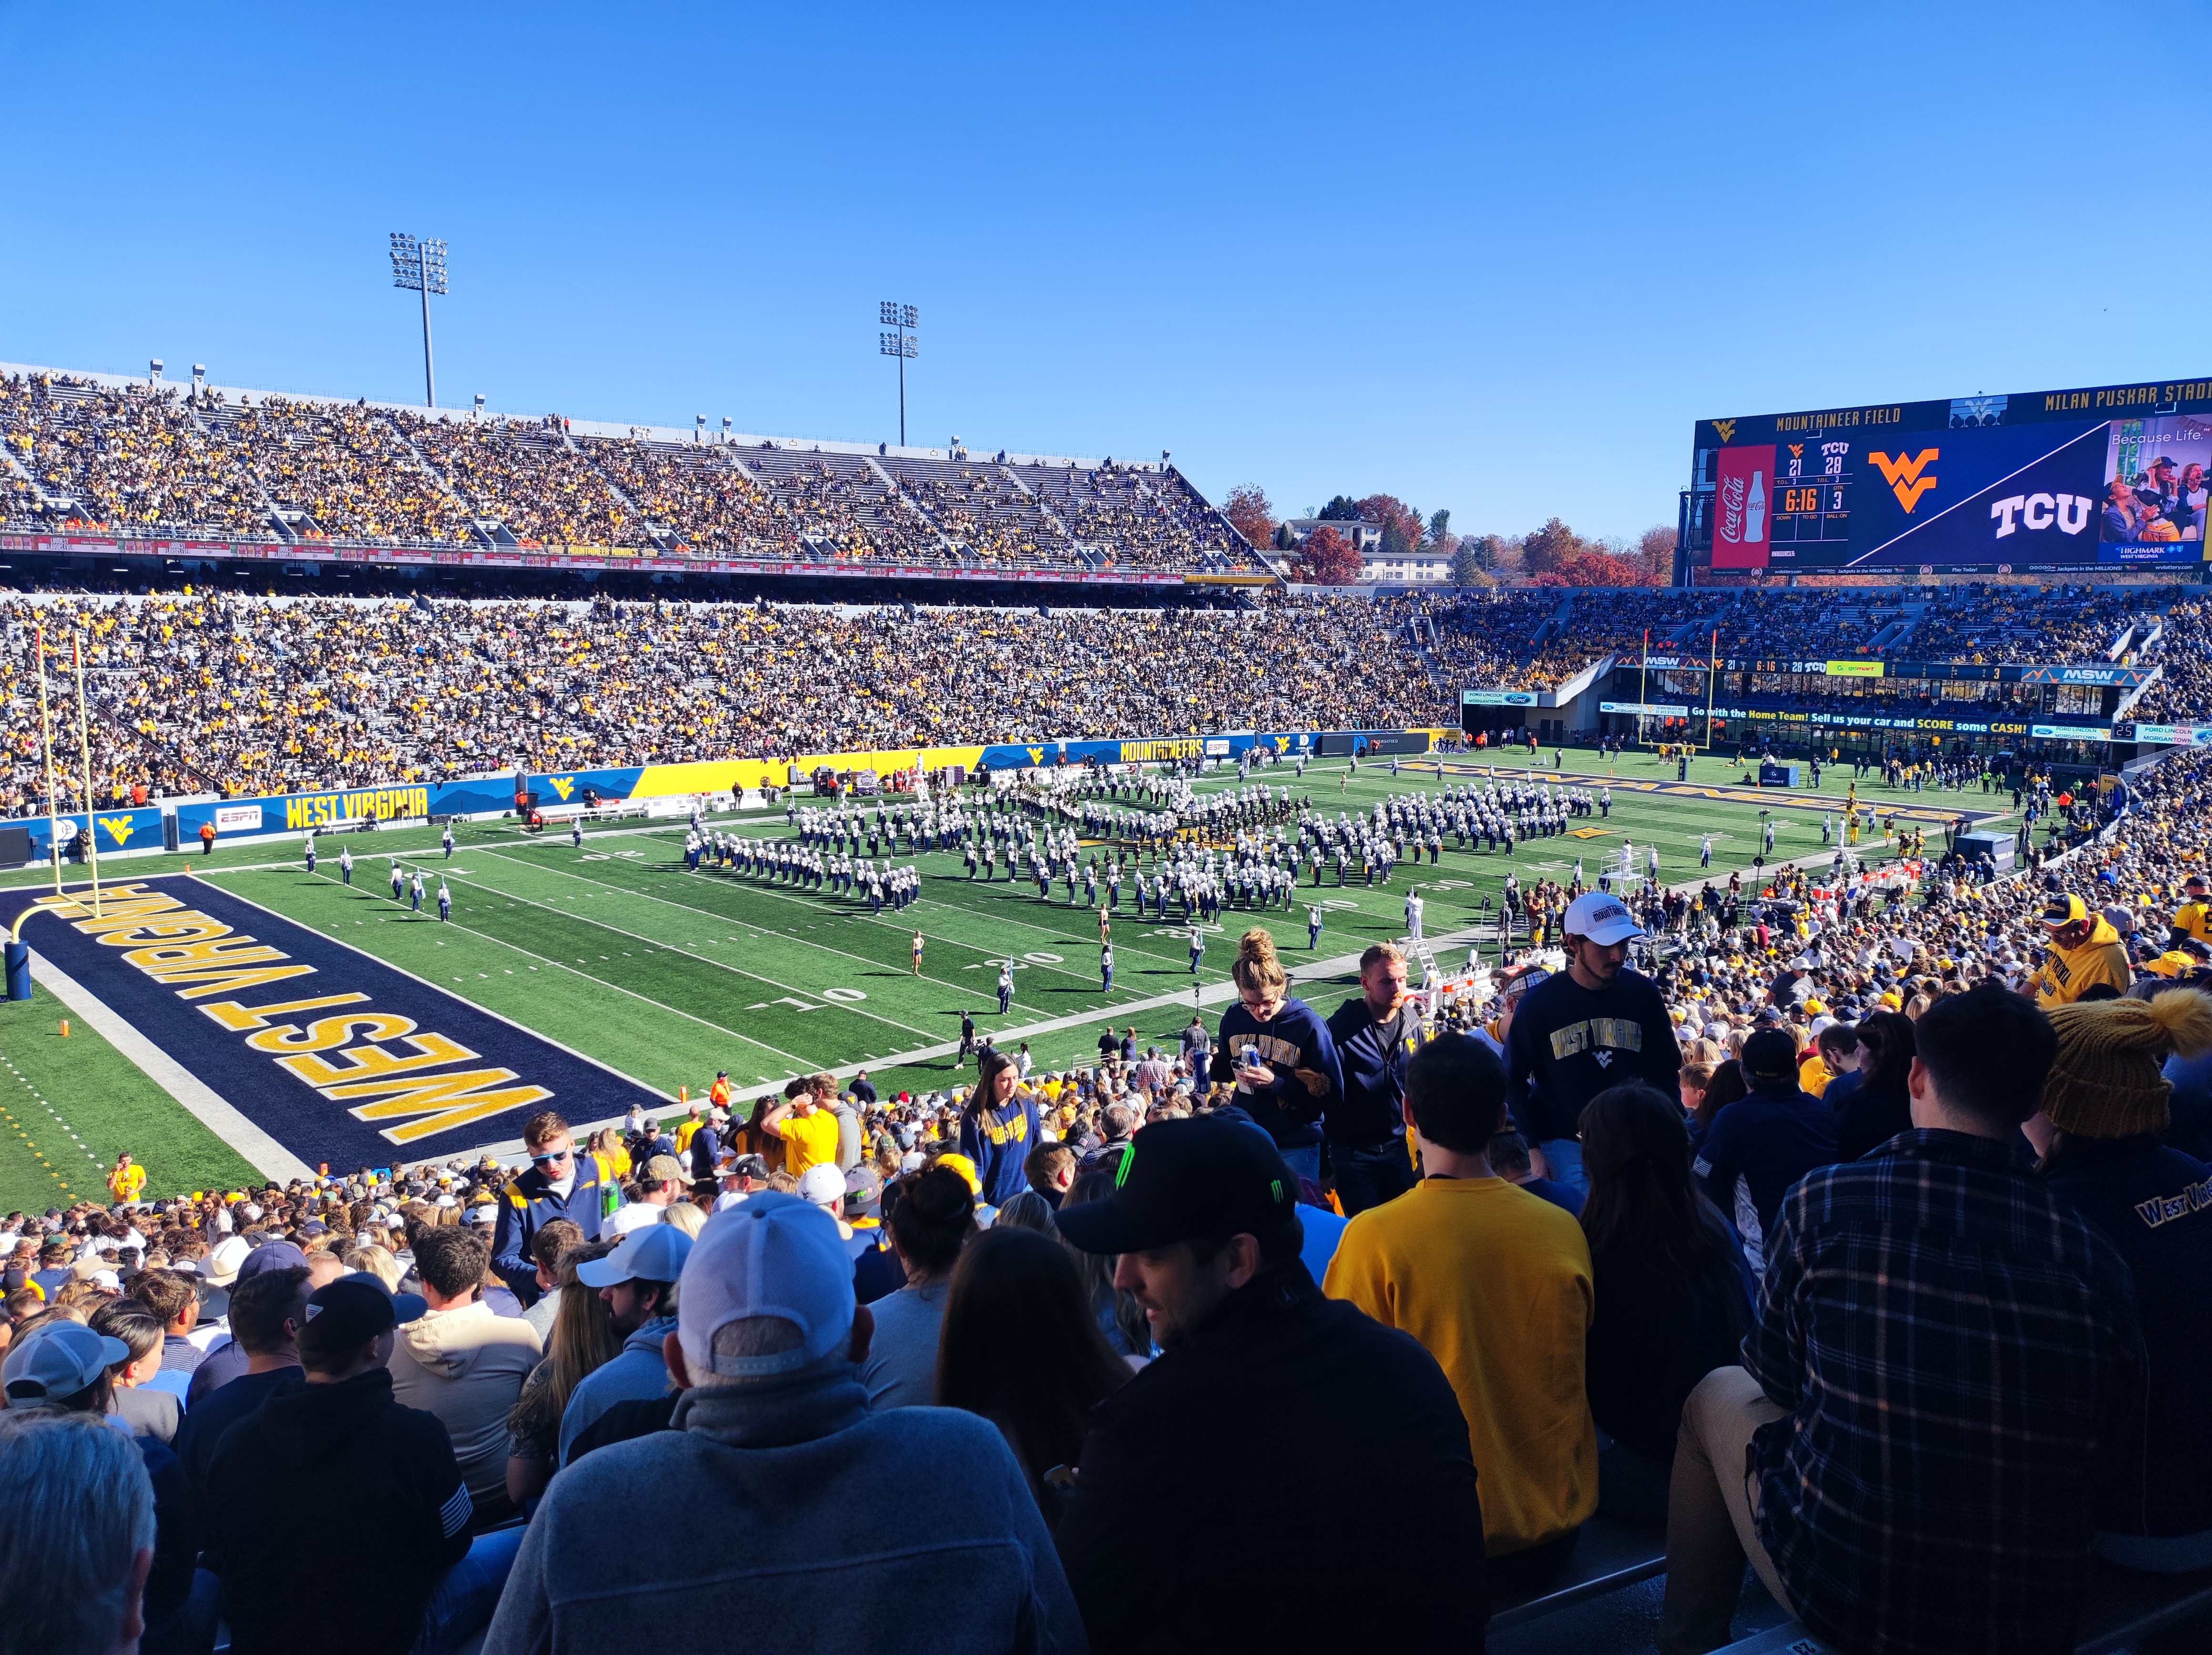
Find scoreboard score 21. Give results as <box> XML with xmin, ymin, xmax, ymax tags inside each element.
<box><xmin>1694</xmin><ymin>377</ymin><xmax>2212</xmax><ymax>574</ymax></box>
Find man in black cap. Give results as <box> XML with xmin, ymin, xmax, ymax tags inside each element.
<box><xmin>203</xmin><ymin>1275</ymin><xmax>517</xmax><ymax>1655</ymax></box>
<box><xmin>1691</xmin><ymin>1027</ymin><xmax>1838</xmax><ymax>1272</ymax></box>
<box><xmin>1053</xmin><ymin>1116</ymin><xmax>1486</xmax><ymax>1652</ymax></box>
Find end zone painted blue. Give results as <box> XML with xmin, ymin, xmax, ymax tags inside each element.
<box><xmin>0</xmin><ymin>876</ymin><xmax>666</xmax><ymax>1171</ymax></box>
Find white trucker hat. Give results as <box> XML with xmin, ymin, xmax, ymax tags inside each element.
<box><xmin>1563</xmin><ymin>891</ymin><xmax>1644</xmax><ymax>946</ymax></box>
<box><xmin>676</xmin><ymin>1192</ymin><xmax>856</xmax><ymax>1380</ymax></box>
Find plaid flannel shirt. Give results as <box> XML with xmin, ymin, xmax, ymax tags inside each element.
<box><xmin>1744</xmin><ymin>1129</ymin><xmax>2145</xmax><ymax>1655</ymax></box>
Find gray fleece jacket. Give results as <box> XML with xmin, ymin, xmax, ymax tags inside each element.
<box><xmin>484</xmin><ymin>1363</ymin><xmax>1086</xmax><ymax>1655</ymax></box>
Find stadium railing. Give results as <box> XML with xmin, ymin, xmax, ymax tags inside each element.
<box><xmin>1485</xmin><ymin>1514</ymin><xmax>1666</xmax><ymax>1632</ymax></box>
<box><xmin>1712</xmin><ymin>1563</ymin><xmax>2212</xmax><ymax>1655</ymax></box>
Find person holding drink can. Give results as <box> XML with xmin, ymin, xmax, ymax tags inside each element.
<box><xmin>1209</xmin><ymin>928</ymin><xmax>1342</xmax><ymax>1185</ymax></box>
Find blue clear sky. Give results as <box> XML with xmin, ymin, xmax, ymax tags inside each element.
<box><xmin>1</xmin><ymin>1</ymin><xmax>2199</xmax><ymax>543</ymax></box>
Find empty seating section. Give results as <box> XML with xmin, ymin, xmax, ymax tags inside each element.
<box><xmin>739</xmin><ymin>448</ymin><xmax>942</xmax><ymax>562</ymax></box>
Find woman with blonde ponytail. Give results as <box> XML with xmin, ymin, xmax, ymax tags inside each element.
<box><xmin>1209</xmin><ymin>927</ymin><xmax>1343</xmax><ymax>1183</ymax></box>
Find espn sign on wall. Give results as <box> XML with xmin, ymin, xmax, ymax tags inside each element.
<box><xmin>1711</xmin><ymin>446</ymin><xmax>1775</xmax><ymax>570</ymax></box>
<box><xmin>213</xmin><ymin>805</ymin><xmax>264</xmax><ymax>833</ymax></box>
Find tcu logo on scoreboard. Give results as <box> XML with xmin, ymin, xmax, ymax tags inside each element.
<box><xmin>1988</xmin><ymin>494</ymin><xmax>2092</xmax><ymax>538</ymax></box>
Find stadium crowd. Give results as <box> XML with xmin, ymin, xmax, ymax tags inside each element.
<box><xmin>217</xmin><ymin>398</ymin><xmax>479</xmax><ymax>545</ymax></box>
<box><xmin>0</xmin><ymin>572</ymin><xmax>2202</xmax><ymax>817</ymax></box>
<box><xmin>6</xmin><ymin>743</ymin><xmax>2212</xmax><ymax>1654</ymax></box>
<box><xmin>1905</xmin><ymin>583</ymin><xmax>2143</xmax><ymax>664</ymax></box>
<box><xmin>2126</xmin><ymin>596</ymin><xmax>2211</xmax><ymax>726</ymax></box>
<box><xmin>0</xmin><ymin>376</ymin><xmax>266</xmax><ymax>535</ymax></box>
<box><xmin>0</xmin><ymin>591</ymin><xmax>1442</xmax><ymax>812</ymax></box>
<box><xmin>0</xmin><ymin>372</ymin><xmax>1262</xmax><ymax>574</ymax></box>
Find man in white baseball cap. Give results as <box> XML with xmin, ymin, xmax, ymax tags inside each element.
<box><xmin>794</xmin><ymin>1164</ymin><xmax>856</xmax><ymax>1243</ymax></box>
<box><xmin>558</xmin><ymin>1226</ymin><xmax>692</xmax><ymax>1463</ymax></box>
<box><xmin>1502</xmin><ymin>889</ymin><xmax>1680</xmax><ymax>1193</ymax></box>
<box><xmin>484</xmin><ymin>1194</ymin><xmax>1084</xmax><ymax>1655</ymax></box>
<box><xmin>2</xmin><ymin>1319</ymin><xmax>130</xmax><ymax>1409</ymax></box>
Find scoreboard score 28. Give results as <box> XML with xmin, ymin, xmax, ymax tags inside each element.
<box><xmin>1693</xmin><ymin>377</ymin><xmax>2212</xmax><ymax>574</ymax></box>
<box><xmin>1771</xmin><ymin>439</ymin><xmax>1853</xmax><ymax>554</ymax></box>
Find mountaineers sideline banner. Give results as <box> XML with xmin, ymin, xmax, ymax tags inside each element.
<box><xmin>0</xmin><ymin>876</ymin><xmax>666</xmax><ymax>1169</ymax></box>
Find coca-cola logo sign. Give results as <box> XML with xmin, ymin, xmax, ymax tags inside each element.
<box><xmin>1710</xmin><ymin>446</ymin><xmax>1776</xmax><ymax>571</ymax></box>
<box><xmin>1718</xmin><ymin>473</ymin><xmax>1746</xmax><ymax>545</ymax></box>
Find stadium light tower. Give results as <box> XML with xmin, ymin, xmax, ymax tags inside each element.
<box><xmin>389</xmin><ymin>233</ymin><xmax>450</xmax><ymax>408</ymax></box>
<box><xmin>878</xmin><ymin>301</ymin><xmax>917</xmax><ymax>448</ymax></box>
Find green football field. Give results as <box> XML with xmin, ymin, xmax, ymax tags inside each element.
<box><xmin>0</xmin><ymin>751</ymin><xmax>2015</xmax><ymax>1210</ymax></box>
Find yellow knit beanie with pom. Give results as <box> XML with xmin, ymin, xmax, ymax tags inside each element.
<box><xmin>2040</xmin><ymin>989</ymin><xmax>2212</xmax><ymax>1139</ymax></box>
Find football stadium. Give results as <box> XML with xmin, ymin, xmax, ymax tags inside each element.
<box><xmin>5</xmin><ymin>9</ymin><xmax>2212</xmax><ymax>1655</ymax></box>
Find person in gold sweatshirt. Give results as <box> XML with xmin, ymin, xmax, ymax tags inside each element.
<box><xmin>2033</xmin><ymin>894</ymin><xmax>2133</xmax><ymax>1008</ymax></box>
<box><xmin>1323</xmin><ymin>1032</ymin><xmax>1598</xmax><ymax>1595</ymax></box>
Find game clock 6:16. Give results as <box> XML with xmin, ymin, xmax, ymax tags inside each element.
<box><xmin>1769</xmin><ymin>438</ymin><xmax>1851</xmax><ymax>552</ymax></box>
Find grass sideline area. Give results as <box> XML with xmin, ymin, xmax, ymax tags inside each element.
<box><xmin>0</xmin><ymin>753</ymin><xmax>2017</xmax><ymax>1191</ymax></box>
<box><xmin>0</xmin><ymin>1006</ymin><xmax>262</xmax><ymax>1216</ymax></box>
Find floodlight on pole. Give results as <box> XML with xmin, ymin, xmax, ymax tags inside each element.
<box><xmin>389</xmin><ymin>233</ymin><xmax>450</xmax><ymax>409</ymax></box>
<box><xmin>878</xmin><ymin>300</ymin><xmax>917</xmax><ymax>448</ymax></box>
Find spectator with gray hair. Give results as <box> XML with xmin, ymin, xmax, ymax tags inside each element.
<box><xmin>0</xmin><ymin>1410</ymin><xmax>157</xmax><ymax>1655</ymax></box>
<box><xmin>1</xmin><ymin>1320</ymin><xmax>208</xmax><ymax>1655</ymax></box>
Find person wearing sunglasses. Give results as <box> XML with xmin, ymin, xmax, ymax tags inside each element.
<box><xmin>491</xmin><ymin>1111</ymin><xmax>606</xmax><ymax>1305</ymax></box>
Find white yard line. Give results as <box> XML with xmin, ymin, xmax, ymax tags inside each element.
<box><xmin>25</xmin><ymin>950</ymin><xmax>317</xmax><ymax>1184</ymax></box>
<box><xmin>196</xmin><ymin>868</ymin><xmax>807</xmax><ymax>1083</ymax></box>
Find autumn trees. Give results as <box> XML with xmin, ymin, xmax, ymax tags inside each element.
<box><xmin>1217</xmin><ymin>480</ymin><xmax>1675</xmax><ymax>589</ymax></box>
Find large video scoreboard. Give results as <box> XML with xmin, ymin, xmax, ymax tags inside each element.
<box><xmin>1691</xmin><ymin>377</ymin><xmax>2212</xmax><ymax>574</ymax></box>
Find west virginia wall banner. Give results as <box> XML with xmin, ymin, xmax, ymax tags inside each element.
<box><xmin>0</xmin><ymin>876</ymin><xmax>666</xmax><ymax>1169</ymax></box>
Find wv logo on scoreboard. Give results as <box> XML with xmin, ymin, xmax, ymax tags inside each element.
<box><xmin>1867</xmin><ymin>450</ymin><xmax>1939</xmax><ymax>512</ymax></box>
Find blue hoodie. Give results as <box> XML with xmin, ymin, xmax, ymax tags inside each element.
<box><xmin>960</xmin><ymin>1094</ymin><xmax>1042</xmax><ymax>1207</ymax></box>
<box><xmin>489</xmin><ymin>1365</ymin><xmax>1082</xmax><ymax>1655</ymax></box>
<box><xmin>1211</xmin><ymin>997</ymin><xmax>1342</xmax><ymax>1150</ymax></box>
